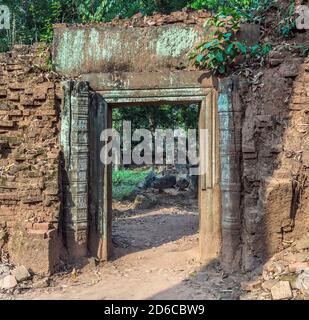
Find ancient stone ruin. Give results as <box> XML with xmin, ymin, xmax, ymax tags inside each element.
<box><xmin>0</xmin><ymin>11</ymin><xmax>308</xmax><ymax>284</ymax></box>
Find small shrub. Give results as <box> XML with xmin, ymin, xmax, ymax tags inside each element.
<box><xmin>190</xmin><ymin>13</ymin><xmax>272</xmax><ymax>74</ymax></box>
<box><xmin>278</xmin><ymin>2</ymin><xmax>296</xmax><ymax>38</ymax></box>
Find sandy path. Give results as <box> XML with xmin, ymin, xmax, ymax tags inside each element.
<box><xmin>4</xmin><ymin>194</ymin><xmax>242</xmax><ymax>300</ymax></box>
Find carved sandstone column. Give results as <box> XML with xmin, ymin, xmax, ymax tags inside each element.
<box><xmin>61</xmin><ymin>81</ymin><xmax>89</xmax><ymax>261</ymax></box>
<box><xmin>218</xmin><ymin>77</ymin><xmax>242</xmax><ymax>271</ymax></box>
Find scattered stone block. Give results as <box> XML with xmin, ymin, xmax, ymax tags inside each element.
<box><xmin>271</xmin><ymin>281</ymin><xmax>292</xmax><ymax>300</ymax></box>
<box><xmin>279</xmin><ymin>59</ymin><xmax>302</xmax><ymax>77</ymax></box>
<box><xmin>87</xmin><ymin>257</ymin><xmax>98</xmax><ymax>269</ymax></box>
<box><xmin>151</xmin><ymin>175</ymin><xmax>177</xmax><ymax>190</ymax></box>
<box><xmin>133</xmin><ymin>194</ymin><xmax>157</xmax><ymax>210</ymax></box>
<box><xmin>288</xmin><ymin>262</ymin><xmax>309</xmax><ymax>273</ymax></box>
<box><xmin>269</xmin><ymin>58</ymin><xmax>284</xmax><ymax>67</ymax></box>
<box><xmin>0</xmin><ymin>275</ymin><xmax>17</xmax><ymax>290</ymax></box>
<box><xmin>11</xmin><ymin>265</ymin><xmax>31</xmax><ymax>282</ymax></box>
<box><xmin>0</xmin><ymin>264</ymin><xmax>10</xmax><ymax>280</ymax></box>
<box><xmin>262</xmin><ymin>279</ymin><xmax>278</xmax><ymax>291</ymax></box>
<box><xmin>241</xmin><ymin>279</ymin><xmax>263</xmax><ymax>291</ymax></box>
<box><xmin>295</xmin><ymin>273</ymin><xmax>309</xmax><ymax>291</ymax></box>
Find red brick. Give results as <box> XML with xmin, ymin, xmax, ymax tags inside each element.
<box><xmin>8</xmin><ymin>82</ymin><xmax>24</xmax><ymax>90</ymax></box>
<box><xmin>0</xmin><ymin>120</ymin><xmax>14</xmax><ymax>127</ymax></box>
<box><xmin>0</xmin><ymin>88</ymin><xmax>7</xmax><ymax>97</ymax></box>
<box><xmin>292</xmin><ymin>96</ymin><xmax>309</xmax><ymax>104</ymax></box>
<box><xmin>33</xmin><ymin>223</ymin><xmax>50</xmax><ymax>231</ymax></box>
<box><xmin>20</xmin><ymin>95</ymin><xmax>34</xmax><ymax>106</ymax></box>
<box><xmin>7</xmin><ymin>91</ymin><xmax>20</xmax><ymax>101</ymax></box>
<box><xmin>36</xmin><ymin>109</ymin><xmax>57</xmax><ymax>116</ymax></box>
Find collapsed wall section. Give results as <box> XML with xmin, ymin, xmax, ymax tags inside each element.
<box><xmin>239</xmin><ymin>55</ymin><xmax>309</xmax><ymax>271</ymax></box>
<box><xmin>0</xmin><ymin>45</ymin><xmax>62</xmax><ymax>275</ymax></box>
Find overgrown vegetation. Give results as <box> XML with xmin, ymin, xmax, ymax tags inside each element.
<box><xmin>113</xmin><ymin>168</ymin><xmax>151</xmax><ymax>200</ymax></box>
<box><xmin>189</xmin><ymin>0</ymin><xmax>302</xmax><ymax>74</ymax></box>
<box><xmin>189</xmin><ymin>13</ymin><xmax>273</xmax><ymax>74</ymax></box>
<box><xmin>277</xmin><ymin>1</ymin><xmax>297</xmax><ymax>38</ymax></box>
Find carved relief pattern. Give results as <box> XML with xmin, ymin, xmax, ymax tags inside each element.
<box><xmin>62</xmin><ymin>81</ymin><xmax>89</xmax><ymax>244</ymax></box>
<box><xmin>218</xmin><ymin>78</ymin><xmax>242</xmax><ymax>270</ymax></box>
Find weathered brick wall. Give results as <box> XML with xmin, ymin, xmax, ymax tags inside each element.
<box><xmin>0</xmin><ymin>21</ymin><xmax>307</xmax><ymax>276</ymax></box>
<box><xmin>239</xmin><ymin>54</ymin><xmax>309</xmax><ymax>272</ymax></box>
<box><xmin>0</xmin><ymin>44</ymin><xmax>62</xmax><ymax>275</ymax></box>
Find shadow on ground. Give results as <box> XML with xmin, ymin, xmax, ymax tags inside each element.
<box><xmin>112</xmin><ymin>210</ymin><xmax>199</xmax><ymax>258</ymax></box>
<box><xmin>147</xmin><ymin>259</ymin><xmax>243</xmax><ymax>300</ymax></box>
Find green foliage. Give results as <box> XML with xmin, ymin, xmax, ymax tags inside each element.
<box><xmin>189</xmin><ymin>0</ymin><xmax>280</xmax><ymax>74</ymax></box>
<box><xmin>113</xmin><ymin>168</ymin><xmax>150</xmax><ymax>186</ymax></box>
<box><xmin>112</xmin><ymin>105</ymin><xmax>199</xmax><ymax>173</ymax></box>
<box><xmin>191</xmin><ymin>0</ymin><xmax>251</xmax><ymax>11</ymax></box>
<box><xmin>190</xmin><ymin>0</ymin><xmax>297</xmax><ymax>38</ymax></box>
<box><xmin>113</xmin><ymin>105</ymin><xmax>199</xmax><ymax>134</ymax></box>
<box><xmin>41</xmin><ymin>0</ymin><xmax>62</xmax><ymax>43</ymax></box>
<box><xmin>295</xmin><ymin>44</ymin><xmax>309</xmax><ymax>57</ymax></box>
<box><xmin>190</xmin><ymin>14</ymin><xmax>272</xmax><ymax>74</ymax></box>
<box><xmin>0</xmin><ymin>0</ymin><xmax>193</xmax><ymax>52</ymax></box>
<box><xmin>190</xmin><ymin>14</ymin><xmax>242</xmax><ymax>74</ymax></box>
<box><xmin>113</xmin><ymin>168</ymin><xmax>150</xmax><ymax>200</ymax></box>
<box><xmin>278</xmin><ymin>2</ymin><xmax>296</xmax><ymax>38</ymax></box>
<box><xmin>250</xmin><ymin>43</ymin><xmax>272</xmax><ymax>59</ymax></box>
<box><xmin>190</xmin><ymin>0</ymin><xmax>274</xmax><ymax>21</ymax></box>
<box><xmin>190</xmin><ymin>12</ymin><xmax>273</xmax><ymax>74</ymax></box>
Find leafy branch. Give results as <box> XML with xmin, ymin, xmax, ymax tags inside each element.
<box><xmin>190</xmin><ymin>13</ymin><xmax>272</xmax><ymax>75</ymax></box>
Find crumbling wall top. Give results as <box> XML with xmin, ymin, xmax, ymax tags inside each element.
<box><xmin>53</xmin><ymin>9</ymin><xmax>210</xmax><ymax>30</ymax></box>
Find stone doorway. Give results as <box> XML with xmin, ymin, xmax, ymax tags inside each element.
<box><xmin>61</xmin><ymin>71</ymin><xmax>221</xmax><ymax>265</ymax></box>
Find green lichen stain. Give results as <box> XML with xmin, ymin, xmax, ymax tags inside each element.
<box><xmin>88</xmin><ymin>28</ymin><xmax>122</xmax><ymax>62</ymax></box>
<box><xmin>57</xmin><ymin>30</ymin><xmax>85</xmax><ymax>73</ymax></box>
<box><xmin>101</xmin><ymin>32</ymin><xmax>122</xmax><ymax>61</ymax></box>
<box><xmin>55</xmin><ymin>25</ymin><xmax>201</xmax><ymax>73</ymax></box>
<box><xmin>88</xmin><ymin>28</ymin><xmax>100</xmax><ymax>60</ymax></box>
<box><xmin>156</xmin><ymin>26</ymin><xmax>199</xmax><ymax>58</ymax></box>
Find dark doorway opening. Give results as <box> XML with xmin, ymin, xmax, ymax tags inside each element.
<box><xmin>110</xmin><ymin>104</ymin><xmax>200</xmax><ymax>260</ymax></box>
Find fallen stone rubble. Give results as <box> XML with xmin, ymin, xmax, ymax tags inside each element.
<box><xmin>240</xmin><ymin>235</ymin><xmax>309</xmax><ymax>300</ymax></box>
<box><xmin>0</xmin><ymin>262</ymin><xmax>50</xmax><ymax>294</ymax></box>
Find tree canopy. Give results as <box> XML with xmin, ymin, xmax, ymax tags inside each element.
<box><xmin>0</xmin><ymin>0</ymin><xmax>275</xmax><ymax>52</ymax></box>
<box><xmin>0</xmin><ymin>0</ymin><xmax>192</xmax><ymax>51</ymax></box>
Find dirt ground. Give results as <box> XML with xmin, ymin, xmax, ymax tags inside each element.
<box><xmin>1</xmin><ymin>192</ymin><xmax>243</xmax><ymax>300</ymax></box>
